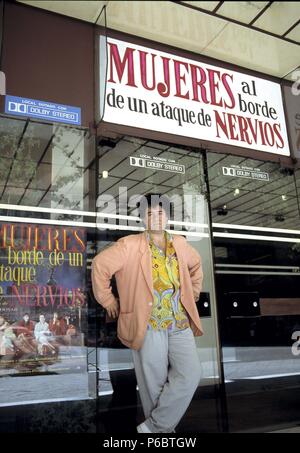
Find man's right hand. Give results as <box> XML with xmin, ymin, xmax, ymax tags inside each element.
<box><xmin>106</xmin><ymin>299</ymin><xmax>119</xmax><ymax>319</ymax></box>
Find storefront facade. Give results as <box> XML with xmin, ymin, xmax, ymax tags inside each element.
<box><xmin>0</xmin><ymin>1</ymin><xmax>300</xmax><ymax>433</ymax></box>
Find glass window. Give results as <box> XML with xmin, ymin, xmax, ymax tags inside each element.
<box><xmin>0</xmin><ymin>116</ymin><xmax>96</xmax><ymax>409</ymax></box>
<box><xmin>207</xmin><ymin>151</ymin><xmax>300</xmax><ymax>432</ymax></box>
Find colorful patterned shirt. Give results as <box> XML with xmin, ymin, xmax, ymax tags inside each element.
<box><xmin>147</xmin><ymin>231</ymin><xmax>190</xmax><ymax>331</ymax></box>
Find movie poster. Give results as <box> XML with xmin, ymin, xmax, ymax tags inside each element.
<box><xmin>0</xmin><ymin>222</ymin><xmax>87</xmax><ymax>375</ymax></box>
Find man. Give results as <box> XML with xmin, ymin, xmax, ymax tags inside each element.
<box><xmin>17</xmin><ymin>313</ymin><xmax>35</xmax><ymax>337</ymax></box>
<box><xmin>49</xmin><ymin>312</ymin><xmax>67</xmax><ymax>336</ymax></box>
<box><xmin>91</xmin><ymin>193</ymin><xmax>203</xmax><ymax>433</ymax></box>
<box><xmin>34</xmin><ymin>314</ymin><xmax>56</xmax><ymax>355</ymax></box>
<box><xmin>15</xmin><ymin>313</ymin><xmax>36</xmax><ymax>354</ymax></box>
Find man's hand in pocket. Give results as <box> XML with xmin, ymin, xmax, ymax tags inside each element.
<box><xmin>106</xmin><ymin>299</ymin><xmax>120</xmax><ymax>319</ymax></box>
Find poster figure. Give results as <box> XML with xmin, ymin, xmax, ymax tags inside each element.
<box><xmin>0</xmin><ymin>222</ymin><xmax>87</xmax><ymax>375</ymax></box>
<box><xmin>0</xmin><ymin>315</ymin><xmax>16</xmax><ymax>355</ymax></box>
<box><xmin>34</xmin><ymin>314</ymin><xmax>57</xmax><ymax>356</ymax></box>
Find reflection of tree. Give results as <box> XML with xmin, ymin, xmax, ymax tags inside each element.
<box><xmin>292</xmin><ymin>244</ymin><xmax>300</xmax><ymax>252</ymax></box>
<box><xmin>46</xmin><ymin>264</ymin><xmax>57</xmax><ymax>286</ymax></box>
<box><xmin>0</xmin><ymin>122</ymin><xmax>86</xmax><ymax>209</ymax></box>
<box><xmin>290</xmin><ymin>243</ymin><xmax>300</xmax><ymax>263</ymax></box>
<box><xmin>46</xmin><ymin>264</ymin><xmax>60</xmax><ymax>308</ymax></box>
<box><xmin>51</xmin><ymin>126</ymin><xmax>85</xmax><ymax>216</ymax></box>
<box><xmin>0</xmin><ymin>130</ymin><xmax>40</xmax><ymax>203</ymax></box>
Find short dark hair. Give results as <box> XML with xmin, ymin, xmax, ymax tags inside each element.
<box><xmin>139</xmin><ymin>193</ymin><xmax>171</xmax><ymax>219</ymax></box>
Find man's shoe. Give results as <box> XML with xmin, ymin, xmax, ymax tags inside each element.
<box><xmin>137</xmin><ymin>422</ymin><xmax>152</xmax><ymax>433</ymax></box>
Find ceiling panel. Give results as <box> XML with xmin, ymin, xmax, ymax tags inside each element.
<box><xmin>105</xmin><ymin>0</ymin><xmax>228</xmax><ymax>55</ymax></box>
<box><xmin>286</xmin><ymin>23</ymin><xmax>300</xmax><ymax>43</ymax></box>
<box><xmin>181</xmin><ymin>1</ymin><xmax>221</xmax><ymax>11</ymax></box>
<box><xmin>253</xmin><ymin>1</ymin><xmax>300</xmax><ymax>35</ymax></box>
<box><xmin>201</xmin><ymin>21</ymin><xmax>300</xmax><ymax>77</ymax></box>
<box><xmin>18</xmin><ymin>0</ymin><xmax>107</xmax><ymax>23</ymax></box>
<box><xmin>16</xmin><ymin>1</ymin><xmax>300</xmax><ymax>81</ymax></box>
<box><xmin>217</xmin><ymin>1</ymin><xmax>269</xmax><ymax>24</ymax></box>
<box><xmin>283</xmin><ymin>66</ymin><xmax>300</xmax><ymax>81</ymax></box>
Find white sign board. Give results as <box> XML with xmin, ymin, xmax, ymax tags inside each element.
<box><xmin>100</xmin><ymin>37</ymin><xmax>290</xmax><ymax>157</ymax></box>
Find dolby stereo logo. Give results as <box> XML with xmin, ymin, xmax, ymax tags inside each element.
<box><xmin>129</xmin><ymin>157</ymin><xmax>146</xmax><ymax>168</ymax></box>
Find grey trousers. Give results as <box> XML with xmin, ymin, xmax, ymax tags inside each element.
<box><xmin>132</xmin><ymin>326</ymin><xmax>201</xmax><ymax>433</ymax></box>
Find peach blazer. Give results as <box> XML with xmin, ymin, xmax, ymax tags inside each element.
<box><xmin>91</xmin><ymin>231</ymin><xmax>204</xmax><ymax>350</ymax></box>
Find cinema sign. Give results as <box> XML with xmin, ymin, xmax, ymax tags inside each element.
<box><xmin>100</xmin><ymin>37</ymin><xmax>290</xmax><ymax>157</ymax></box>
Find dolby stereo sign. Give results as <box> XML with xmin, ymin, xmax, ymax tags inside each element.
<box><xmin>99</xmin><ymin>37</ymin><xmax>290</xmax><ymax>157</ymax></box>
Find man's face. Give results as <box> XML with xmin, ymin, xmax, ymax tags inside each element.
<box><xmin>144</xmin><ymin>205</ymin><xmax>168</xmax><ymax>232</ymax></box>
<box><xmin>40</xmin><ymin>315</ymin><xmax>45</xmax><ymax>323</ymax></box>
<box><xmin>23</xmin><ymin>315</ymin><xmax>29</xmax><ymax>323</ymax></box>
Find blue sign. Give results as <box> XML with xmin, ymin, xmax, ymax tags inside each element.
<box><xmin>5</xmin><ymin>95</ymin><xmax>81</xmax><ymax>125</ymax></box>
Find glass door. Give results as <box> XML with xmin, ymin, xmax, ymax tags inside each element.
<box><xmin>207</xmin><ymin>151</ymin><xmax>300</xmax><ymax>432</ymax></box>
<box><xmin>0</xmin><ymin>115</ymin><xmax>97</xmax><ymax>432</ymax></box>
<box><xmin>93</xmin><ymin>135</ymin><xmax>224</xmax><ymax>433</ymax></box>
